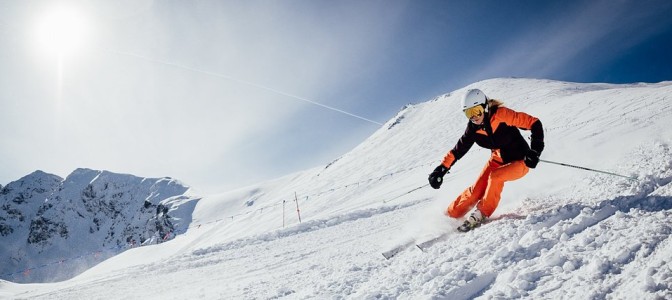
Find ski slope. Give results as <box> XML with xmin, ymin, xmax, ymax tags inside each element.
<box><xmin>2</xmin><ymin>78</ymin><xmax>672</xmax><ymax>299</ymax></box>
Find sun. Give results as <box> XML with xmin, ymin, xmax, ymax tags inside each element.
<box><xmin>35</xmin><ymin>6</ymin><xmax>89</xmax><ymax>57</ymax></box>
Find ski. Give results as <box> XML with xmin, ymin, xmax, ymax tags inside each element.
<box><xmin>381</xmin><ymin>241</ymin><xmax>415</xmax><ymax>260</ymax></box>
<box><xmin>415</xmin><ymin>233</ymin><xmax>450</xmax><ymax>252</ymax></box>
<box><xmin>382</xmin><ymin>233</ymin><xmax>452</xmax><ymax>259</ymax></box>
<box><xmin>382</xmin><ymin>233</ymin><xmax>447</xmax><ymax>259</ymax></box>
<box><xmin>416</xmin><ymin>221</ymin><xmax>489</xmax><ymax>252</ymax></box>
<box><xmin>415</xmin><ymin>214</ymin><xmax>526</xmax><ymax>252</ymax></box>
<box><xmin>383</xmin><ymin>214</ymin><xmax>526</xmax><ymax>259</ymax></box>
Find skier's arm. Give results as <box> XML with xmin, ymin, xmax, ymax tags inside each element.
<box><xmin>429</xmin><ymin>128</ymin><xmax>474</xmax><ymax>189</ymax></box>
<box><xmin>498</xmin><ymin>107</ymin><xmax>544</xmax><ymax>153</ymax></box>
<box><xmin>442</xmin><ymin>127</ymin><xmax>475</xmax><ymax>168</ymax></box>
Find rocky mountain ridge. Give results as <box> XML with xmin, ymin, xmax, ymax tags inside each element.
<box><xmin>0</xmin><ymin>168</ymin><xmax>200</xmax><ymax>283</ymax></box>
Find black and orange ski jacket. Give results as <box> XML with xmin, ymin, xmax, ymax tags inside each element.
<box><xmin>442</xmin><ymin>105</ymin><xmax>544</xmax><ymax>168</ymax></box>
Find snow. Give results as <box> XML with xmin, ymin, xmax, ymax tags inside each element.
<box><xmin>2</xmin><ymin>78</ymin><xmax>672</xmax><ymax>299</ymax></box>
<box><xmin>0</xmin><ymin>168</ymin><xmax>199</xmax><ymax>283</ymax></box>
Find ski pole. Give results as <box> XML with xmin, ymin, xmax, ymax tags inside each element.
<box><xmin>382</xmin><ymin>184</ymin><xmax>430</xmax><ymax>203</ymax></box>
<box><xmin>539</xmin><ymin>159</ymin><xmax>637</xmax><ymax>181</ymax></box>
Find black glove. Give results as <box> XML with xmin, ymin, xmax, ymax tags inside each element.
<box><xmin>524</xmin><ymin>149</ymin><xmax>540</xmax><ymax>168</ymax></box>
<box><xmin>428</xmin><ymin>165</ymin><xmax>449</xmax><ymax>189</ymax></box>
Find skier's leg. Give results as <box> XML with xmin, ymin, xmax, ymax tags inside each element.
<box><xmin>478</xmin><ymin>160</ymin><xmax>529</xmax><ymax>217</ymax></box>
<box><xmin>446</xmin><ymin>160</ymin><xmax>499</xmax><ymax>218</ymax></box>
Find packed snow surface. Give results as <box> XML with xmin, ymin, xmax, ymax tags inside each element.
<box><xmin>2</xmin><ymin>78</ymin><xmax>671</xmax><ymax>299</ymax></box>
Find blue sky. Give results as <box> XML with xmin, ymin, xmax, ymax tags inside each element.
<box><xmin>1</xmin><ymin>0</ymin><xmax>671</xmax><ymax>193</ymax></box>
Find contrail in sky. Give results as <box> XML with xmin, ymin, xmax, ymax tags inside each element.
<box><xmin>108</xmin><ymin>49</ymin><xmax>384</xmax><ymax>126</ymax></box>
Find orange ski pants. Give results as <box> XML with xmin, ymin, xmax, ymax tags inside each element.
<box><xmin>446</xmin><ymin>159</ymin><xmax>529</xmax><ymax>218</ymax></box>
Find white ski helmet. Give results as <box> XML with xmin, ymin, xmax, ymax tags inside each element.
<box><xmin>461</xmin><ymin>88</ymin><xmax>488</xmax><ymax>111</ymax></box>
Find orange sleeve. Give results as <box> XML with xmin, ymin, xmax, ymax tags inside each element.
<box><xmin>496</xmin><ymin>106</ymin><xmax>545</xmax><ymax>153</ymax></box>
<box><xmin>442</xmin><ymin>151</ymin><xmax>456</xmax><ymax>168</ymax></box>
<box><xmin>495</xmin><ymin>107</ymin><xmax>539</xmax><ymax>130</ymax></box>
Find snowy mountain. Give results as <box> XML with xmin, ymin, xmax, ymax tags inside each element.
<box><xmin>0</xmin><ymin>168</ymin><xmax>200</xmax><ymax>283</ymax></box>
<box><xmin>3</xmin><ymin>78</ymin><xmax>671</xmax><ymax>299</ymax></box>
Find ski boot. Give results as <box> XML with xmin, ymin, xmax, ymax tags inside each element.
<box><xmin>457</xmin><ymin>210</ymin><xmax>486</xmax><ymax>232</ymax></box>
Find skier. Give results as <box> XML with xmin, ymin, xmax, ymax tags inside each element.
<box><xmin>428</xmin><ymin>88</ymin><xmax>544</xmax><ymax>232</ymax></box>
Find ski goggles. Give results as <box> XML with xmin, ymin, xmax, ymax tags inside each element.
<box><xmin>464</xmin><ymin>105</ymin><xmax>484</xmax><ymax>119</ymax></box>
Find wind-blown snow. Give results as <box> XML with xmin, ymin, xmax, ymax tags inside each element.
<box><xmin>2</xmin><ymin>78</ymin><xmax>671</xmax><ymax>299</ymax></box>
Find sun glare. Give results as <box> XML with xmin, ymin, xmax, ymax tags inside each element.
<box><xmin>35</xmin><ymin>6</ymin><xmax>89</xmax><ymax>57</ymax></box>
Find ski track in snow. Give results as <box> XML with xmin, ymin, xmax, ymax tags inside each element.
<box><xmin>4</xmin><ymin>79</ymin><xmax>672</xmax><ymax>299</ymax></box>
